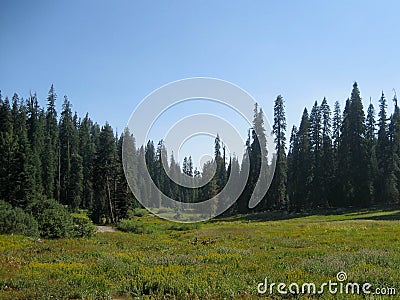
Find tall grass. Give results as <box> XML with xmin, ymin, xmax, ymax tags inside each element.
<box><xmin>1</xmin><ymin>209</ymin><xmax>399</xmax><ymax>299</ymax></box>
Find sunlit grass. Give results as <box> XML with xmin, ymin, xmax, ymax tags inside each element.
<box><xmin>1</xmin><ymin>208</ymin><xmax>399</xmax><ymax>299</ymax></box>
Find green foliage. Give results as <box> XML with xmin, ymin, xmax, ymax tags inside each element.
<box><xmin>78</xmin><ymin>113</ymin><xmax>96</xmax><ymax>210</ymax></box>
<box><xmin>27</xmin><ymin>198</ymin><xmax>75</xmax><ymax>239</ymax></box>
<box><xmin>59</xmin><ymin>97</ymin><xmax>83</xmax><ymax>208</ymax></box>
<box><xmin>167</xmin><ymin>223</ymin><xmax>199</xmax><ymax>231</ymax></box>
<box><xmin>288</xmin><ymin>108</ymin><xmax>312</xmax><ymax>210</ymax></box>
<box><xmin>346</xmin><ymin>82</ymin><xmax>373</xmax><ymax>206</ymax></box>
<box><xmin>26</xmin><ymin>94</ymin><xmax>46</xmax><ymax>198</ymax></box>
<box><xmin>376</xmin><ymin>92</ymin><xmax>399</xmax><ymax>204</ymax></box>
<box><xmin>42</xmin><ymin>85</ymin><xmax>58</xmax><ymax>199</ymax></box>
<box><xmin>2</xmin><ymin>82</ymin><xmax>400</xmax><ymax>228</ymax></box>
<box><xmin>71</xmin><ymin>213</ymin><xmax>97</xmax><ymax>237</ymax></box>
<box><xmin>0</xmin><ymin>200</ymin><xmax>39</xmax><ymax>237</ymax></box>
<box><xmin>37</xmin><ymin>208</ymin><xmax>75</xmax><ymax>239</ymax></box>
<box><xmin>0</xmin><ymin>197</ymin><xmax>95</xmax><ymax>239</ymax></box>
<box><xmin>317</xmin><ymin>97</ymin><xmax>335</xmax><ymax>207</ymax></box>
<box><xmin>117</xmin><ymin>216</ymin><xmax>200</xmax><ymax>234</ymax></box>
<box><xmin>127</xmin><ymin>207</ymin><xmax>149</xmax><ymax>218</ymax></box>
<box><xmin>269</xmin><ymin>95</ymin><xmax>287</xmax><ymax>209</ymax></box>
<box><xmin>117</xmin><ymin>219</ymin><xmax>156</xmax><ymax>234</ymax></box>
<box><xmin>91</xmin><ymin>123</ymin><xmax>117</xmax><ymax>223</ymax></box>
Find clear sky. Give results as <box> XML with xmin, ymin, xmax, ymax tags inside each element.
<box><xmin>1</xmin><ymin>1</ymin><xmax>400</xmax><ymax>167</ymax></box>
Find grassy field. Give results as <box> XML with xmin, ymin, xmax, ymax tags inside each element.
<box><xmin>1</xmin><ymin>208</ymin><xmax>399</xmax><ymax>299</ymax></box>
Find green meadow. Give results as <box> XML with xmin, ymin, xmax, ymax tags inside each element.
<box><xmin>1</xmin><ymin>209</ymin><xmax>399</xmax><ymax>299</ymax></box>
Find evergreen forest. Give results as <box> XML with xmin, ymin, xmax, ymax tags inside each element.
<box><xmin>1</xmin><ymin>82</ymin><xmax>399</xmax><ymax>228</ymax></box>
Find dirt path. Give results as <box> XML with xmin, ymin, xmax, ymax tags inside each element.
<box><xmin>96</xmin><ymin>226</ymin><xmax>117</xmax><ymax>233</ymax></box>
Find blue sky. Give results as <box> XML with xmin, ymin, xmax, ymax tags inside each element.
<box><xmin>1</xmin><ymin>1</ymin><xmax>400</xmax><ymax>167</ymax></box>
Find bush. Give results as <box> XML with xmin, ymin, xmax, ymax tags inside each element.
<box><xmin>127</xmin><ymin>208</ymin><xmax>149</xmax><ymax>218</ymax></box>
<box><xmin>0</xmin><ymin>199</ymin><xmax>96</xmax><ymax>239</ymax></box>
<box><xmin>117</xmin><ymin>219</ymin><xmax>155</xmax><ymax>234</ymax></box>
<box><xmin>28</xmin><ymin>198</ymin><xmax>75</xmax><ymax>239</ymax></box>
<box><xmin>0</xmin><ymin>200</ymin><xmax>40</xmax><ymax>237</ymax></box>
<box><xmin>37</xmin><ymin>208</ymin><xmax>75</xmax><ymax>239</ymax></box>
<box><xmin>72</xmin><ymin>214</ymin><xmax>97</xmax><ymax>237</ymax></box>
<box><xmin>157</xmin><ymin>207</ymin><xmax>175</xmax><ymax>214</ymax></box>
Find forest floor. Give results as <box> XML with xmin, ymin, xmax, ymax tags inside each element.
<box><xmin>1</xmin><ymin>208</ymin><xmax>399</xmax><ymax>299</ymax></box>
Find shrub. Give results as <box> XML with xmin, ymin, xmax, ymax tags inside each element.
<box><xmin>127</xmin><ymin>208</ymin><xmax>149</xmax><ymax>218</ymax></box>
<box><xmin>27</xmin><ymin>197</ymin><xmax>62</xmax><ymax>215</ymax></box>
<box><xmin>157</xmin><ymin>207</ymin><xmax>175</xmax><ymax>214</ymax></box>
<box><xmin>37</xmin><ymin>208</ymin><xmax>75</xmax><ymax>239</ymax></box>
<box><xmin>72</xmin><ymin>214</ymin><xmax>97</xmax><ymax>237</ymax></box>
<box><xmin>28</xmin><ymin>198</ymin><xmax>75</xmax><ymax>239</ymax></box>
<box><xmin>0</xmin><ymin>200</ymin><xmax>40</xmax><ymax>237</ymax></box>
<box><xmin>117</xmin><ymin>219</ymin><xmax>155</xmax><ymax>234</ymax></box>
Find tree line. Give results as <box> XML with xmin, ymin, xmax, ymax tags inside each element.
<box><xmin>0</xmin><ymin>82</ymin><xmax>399</xmax><ymax>224</ymax></box>
<box><xmin>0</xmin><ymin>86</ymin><xmax>138</xmax><ymax>223</ymax></box>
<box><xmin>259</xmin><ymin>82</ymin><xmax>400</xmax><ymax>212</ymax></box>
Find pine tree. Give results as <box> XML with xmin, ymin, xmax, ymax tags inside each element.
<box><xmin>332</xmin><ymin>101</ymin><xmax>342</xmax><ymax>152</ymax></box>
<box><xmin>187</xmin><ymin>156</ymin><xmax>193</xmax><ymax>177</ymax></box>
<box><xmin>42</xmin><ymin>85</ymin><xmax>58</xmax><ymax>199</ymax></box>
<box><xmin>59</xmin><ymin>97</ymin><xmax>82</xmax><ymax>207</ymax></box>
<box><xmin>269</xmin><ymin>95</ymin><xmax>287</xmax><ymax>209</ymax></box>
<box><xmin>92</xmin><ymin>123</ymin><xmax>117</xmax><ymax>223</ymax></box>
<box><xmin>365</xmin><ymin>100</ymin><xmax>378</xmax><ymax>203</ymax></box>
<box><xmin>26</xmin><ymin>93</ymin><xmax>45</xmax><ymax>196</ymax></box>
<box><xmin>250</xmin><ymin>104</ymin><xmax>269</xmax><ymax>210</ymax></box>
<box><xmin>320</xmin><ymin>98</ymin><xmax>334</xmax><ymax>207</ymax></box>
<box><xmin>330</xmin><ymin>100</ymin><xmax>342</xmax><ymax>207</ymax></box>
<box><xmin>389</xmin><ymin>93</ymin><xmax>400</xmax><ymax>204</ymax></box>
<box><xmin>155</xmin><ymin>139</ymin><xmax>170</xmax><ymax>206</ymax></box>
<box><xmin>144</xmin><ymin>140</ymin><xmax>161</xmax><ymax>207</ymax></box>
<box><xmin>115</xmin><ymin>128</ymin><xmax>139</xmax><ymax>219</ymax></box>
<box><xmin>180</xmin><ymin>155</ymin><xmax>195</xmax><ymax>203</ymax></box>
<box><xmin>169</xmin><ymin>152</ymin><xmax>180</xmax><ymax>202</ymax></box>
<box><xmin>377</xmin><ymin>92</ymin><xmax>399</xmax><ymax>203</ymax></box>
<box><xmin>309</xmin><ymin>101</ymin><xmax>323</xmax><ymax>207</ymax></box>
<box><xmin>183</xmin><ymin>157</ymin><xmax>188</xmax><ymax>176</ymax></box>
<box><xmin>78</xmin><ymin>114</ymin><xmax>95</xmax><ymax>209</ymax></box>
<box><xmin>293</xmin><ymin>109</ymin><xmax>312</xmax><ymax>210</ymax></box>
<box><xmin>68</xmin><ymin>117</ymin><xmax>83</xmax><ymax>209</ymax></box>
<box><xmin>337</xmin><ymin>99</ymin><xmax>353</xmax><ymax>206</ymax></box>
<box><xmin>4</xmin><ymin>83</ymin><xmax>400</xmax><ymax>222</ymax></box>
<box><xmin>59</xmin><ymin>97</ymin><xmax>73</xmax><ymax>204</ymax></box>
<box><xmin>237</xmin><ymin>145</ymin><xmax>251</xmax><ymax>214</ymax></box>
<box><xmin>287</xmin><ymin>125</ymin><xmax>298</xmax><ymax>210</ymax></box>
<box><xmin>12</xmin><ymin>98</ymin><xmax>36</xmax><ymax>206</ymax></box>
<box><xmin>223</xmin><ymin>156</ymin><xmax>241</xmax><ymax>215</ymax></box>
<box><xmin>0</xmin><ymin>95</ymin><xmax>15</xmax><ymax>203</ymax></box>
<box><xmin>145</xmin><ymin>140</ymin><xmax>156</xmax><ymax>178</ymax></box>
<box><xmin>69</xmin><ymin>152</ymin><xmax>83</xmax><ymax>209</ymax></box>
<box><xmin>366</xmin><ymin>101</ymin><xmax>376</xmax><ymax>143</ymax></box>
<box><xmin>214</xmin><ymin>134</ymin><xmax>226</xmax><ymax>193</ymax></box>
<box><xmin>341</xmin><ymin>83</ymin><xmax>372</xmax><ymax>206</ymax></box>
<box><xmin>310</xmin><ymin>101</ymin><xmax>322</xmax><ymax>155</ymax></box>
<box><xmin>202</xmin><ymin>161</ymin><xmax>218</xmax><ymax>217</ymax></box>
<box><xmin>377</xmin><ymin>92</ymin><xmax>390</xmax><ymax>174</ymax></box>
<box><xmin>135</xmin><ymin>146</ymin><xmax>150</xmax><ymax>207</ymax></box>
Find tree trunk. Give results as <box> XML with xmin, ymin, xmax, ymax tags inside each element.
<box><xmin>106</xmin><ymin>176</ymin><xmax>115</xmax><ymax>223</ymax></box>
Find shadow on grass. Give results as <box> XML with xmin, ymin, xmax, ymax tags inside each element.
<box><xmin>357</xmin><ymin>211</ymin><xmax>400</xmax><ymax>221</ymax></box>
<box><xmin>213</xmin><ymin>211</ymin><xmax>303</xmax><ymax>223</ymax></box>
<box><xmin>214</xmin><ymin>210</ymin><xmax>315</xmax><ymax>223</ymax></box>
<box><xmin>213</xmin><ymin>205</ymin><xmax>400</xmax><ymax>223</ymax></box>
